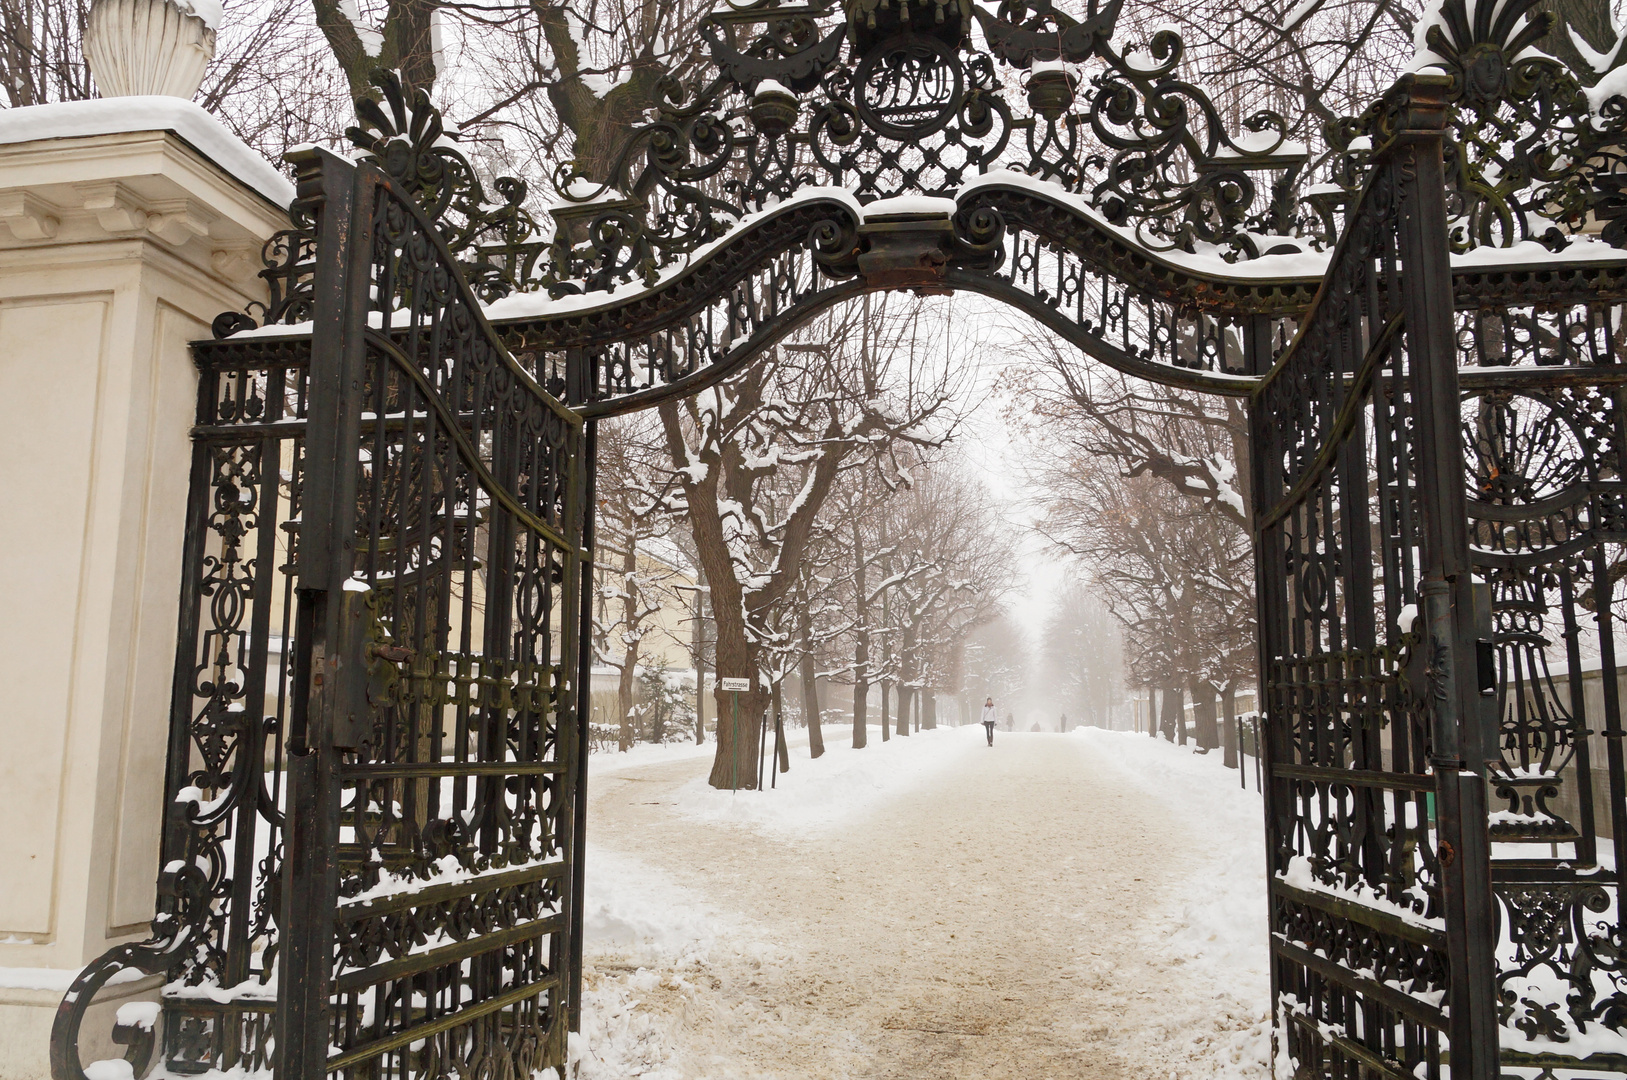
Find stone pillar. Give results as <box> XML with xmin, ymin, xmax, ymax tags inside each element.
<box><xmin>0</xmin><ymin>104</ymin><xmax>287</xmax><ymax>1080</ymax></box>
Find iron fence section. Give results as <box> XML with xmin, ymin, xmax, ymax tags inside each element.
<box><xmin>1250</xmin><ymin>75</ymin><xmax>1498</xmax><ymax>1080</ymax></box>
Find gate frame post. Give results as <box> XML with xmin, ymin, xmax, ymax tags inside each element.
<box><xmin>1243</xmin><ymin>310</ymin><xmax>1289</xmax><ymax>1063</ymax></box>
<box><xmin>565</xmin><ymin>348</ymin><xmax>596</xmax><ymax>1033</ymax></box>
<box><xmin>275</xmin><ymin>145</ymin><xmax>371</xmax><ymax>1080</ymax></box>
<box><xmin>1388</xmin><ymin>74</ymin><xmax>1501</xmax><ymax>1080</ymax></box>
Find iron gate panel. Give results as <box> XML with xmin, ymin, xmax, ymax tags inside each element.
<box><xmin>1249</xmin><ymin>77</ymin><xmax>1498</xmax><ymax>1080</ymax></box>
<box><xmin>274</xmin><ymin>146</ymin><xmax>586</xmax><ymax>1080</ymax></box>
<box><xmin>50</xmin><ymin>146</ymin><xmax>588</xmax><ymax>1080</ymax></box>
<box><xmin>1464</xmin><ymin>269</ymin><xmax>1627</xmax><ymax>1069</ymax></box>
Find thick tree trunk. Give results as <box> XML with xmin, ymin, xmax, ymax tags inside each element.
<box><xmin>923</xmin><ymin>691</ymin><xmax>936</xmax><ymax>730</ymax></box>
<box><xmin>803</xmin><ymin>654</ymin><xmax>825</xmax><ymax>758</ymax></box>
<box><xmin>616</xmin><ymin>659</ymin><xmax>637</xmax><ymax>751</ymax></box>
<box><xmin>1222</xmin><ymin>682</ymin><xmax>1239</xmax><ymax>769</ymax></box>
<box><xmin>1537</xmin><ymin>0</ymin><xmax>1620</xmax><ymax>80</ymax></box>
<box><xmin>773</xmin><ymin>682</ymin><xmax>789</xmax><ymax>773</ymax></box>
<box><xmin>708</xmin><ymin>631</ymin><xmax>764</xmax><ymax>790</ymax></box>
<box><xmin>801</xmin><ymin>617</ymin><xmax>825</xmax><ymax>758</ymax></box>
<box><xmin>896</xmin><ymin>684</ymin><xmax>912</xmax><ymax>737</ymax></box>
<box><xmin>1191</xmin><ymin>678</ymin><xmax>1219</xmax><ymax>751</ymax></box>
<box><xmin>880</xmin><ymin>679</ymin><xmax>891</xmax><ymax>742</ymax></box>
<box><xmin>692</xmin><ymin>588</ymin><xmax>706</xmax><ymax>744</ymax></box>
<box><xmin>1160</xmin><ymin>685</ymin><xmax>1184</xmax><ymax>743</ymax></box>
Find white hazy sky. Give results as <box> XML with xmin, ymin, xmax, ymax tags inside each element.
<box><xmin>926</xmin><ymin>296</ymin><xmax>1070</xmax><ymax>646</ymax></box>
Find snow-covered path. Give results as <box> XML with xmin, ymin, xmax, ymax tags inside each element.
<box><xmin>571</xmin><ymin>727</ymin><xmax>1272</xmax><ymax>1079</ymax></box>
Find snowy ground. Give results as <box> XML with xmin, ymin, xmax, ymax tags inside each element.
<box><xmin>570</xmin><ymin>726</ymin><xmax>1271</xmax><ymax>1080</ymax></box>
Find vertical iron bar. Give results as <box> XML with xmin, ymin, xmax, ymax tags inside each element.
<box><xmin>1386</xmin><ymin>74</ymin><xmax>1499</xmax><ymax>1080</ymax></box>
<box><xmin>567</xmin><ymin>346</ymin><xmax>596</xmax><ymax>1033</ymax></box>
<box><xmin>1245</xmin><ymin>310</ymin><xmax>1289</xmax><ymax>1069</ymax></box>
<box><xmin>1559</xmin><ymin>567</ymin><xmax>1598</xmax><ymax>867</ymax></box>
<box><xmin>277</xmin><ymin>146</ymin><xmax>369</xmax><ymax>1080</ymax></box>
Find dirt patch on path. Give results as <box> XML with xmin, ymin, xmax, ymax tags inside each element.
<box><xmin>577</xmin><ymin>731</ymin><xmax>1268</xmax><ymax>1079</ymax></box>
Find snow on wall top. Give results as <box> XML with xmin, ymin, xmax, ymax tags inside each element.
<box><xmin>0</xmin><ymin>97</ymin><xmax>293</xmax><ymax>209</ymax></box>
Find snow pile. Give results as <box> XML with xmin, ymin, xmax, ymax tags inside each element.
<box><xmin>671</xmin><ymin>725</ymin><xmax>982</xmax><ymax>836</ymax></box>
<box><xmin>580</xmin><ymin>843</ymin><xmax>721</xmax><ymax>961</ymax></box>
<box><xmin>568</xmin><ymin>976</ymin><xmax>684</xmax><ymax>1080</ymax></box>
<box><xmin>589</xmin><ymin>737</ymin><xmax>715</xmax><ymax>779</ymax></box>
<box><xmin>574</xmin><ymin>838</ymin><xmax>787</xmax><ymax>1076</ymax></box>
<box><xmin>571</xmin><ymin>844</ymin><xmax>715</xmax><ymax>1077</ymax></box>
<box><xmin>1072</xmin><ymin>727</ymin><xmax>1271</xmax><ymax>1079</ymax></box>
<box><xmin>0</xmin><ymin>98</ymin><xmax>293</xmax><ymax>208</ymax></box>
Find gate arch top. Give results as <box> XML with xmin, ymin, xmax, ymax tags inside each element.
<box><xmin>485</xmin><ymin>175</ymin><xmax>1321</xmax><ymax>414</ymax></box>
<box><xmin>211</xmin><ymin>0</ymin><xmax>1627</xmax><ymax>413</ymax></box>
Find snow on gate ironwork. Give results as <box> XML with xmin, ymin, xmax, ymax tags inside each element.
<box><xmin>46</xmin><ymin>0</ymin><xmax>1627</xmax><ymax>1076</ymax></box>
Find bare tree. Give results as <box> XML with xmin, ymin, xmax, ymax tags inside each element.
<box><xmin>884</xmin><ymin>463</ymin><xmax>1015</xmax><ymax>733</ymax></box>
<box><xmin>655</xmin><ymin>303</ymin><xmax>960</xmax><ymax>789</ymax></box>
<box><xmin>0</xmin><ymin>0</ymin><xmax>92</xmax><ymax>105</ymax></box>
<box><xmin>590</xmin><ymin>413</ymin><xmax>684</xmax><ymax>751</ymax></box>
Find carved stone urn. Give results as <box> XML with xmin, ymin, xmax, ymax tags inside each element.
<box><xmin>84</xmin><ymin>0</ymin><xmax>217</xmax><ymax>99</ymax></box>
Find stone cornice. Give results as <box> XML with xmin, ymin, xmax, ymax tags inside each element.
<box><xmin>0</xmin><ymin>129</ymin><xmax>288</xmax><ymax>295</ymax></box>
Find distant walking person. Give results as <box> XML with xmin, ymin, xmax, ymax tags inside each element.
<box><xmin>981</xmin><ymin>697</ymin><xmax>997</xmax><ymax>746</ymax></box>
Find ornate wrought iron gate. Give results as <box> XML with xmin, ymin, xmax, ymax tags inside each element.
<box><xmin>52</xmin><ymin>144</ymin><xmax>589</xmax><ymax>1080</ymax></box>
<box><xmin>46</xmin><ymin>0</ymin><xmax>1627</xmax><ymax>1076</ymax></box>
<box><xmin>274</xmin><ymin>146</ymin><xmax>587</xmax><ymax>1080</ymax></box>
<box><xmin>1249</xmin><ymin>78</ymin><xmax>1499</xmax><ymax>1080</ymax></box>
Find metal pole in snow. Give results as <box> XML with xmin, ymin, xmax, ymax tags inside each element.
<box><xmin>757</xmin><ymin>683</ymin><xmax>769</xmax><ymax>790</ymax></box>
<box><xmin>771</xmin><ymin>697</ymin><xmax>782</xmax><ymax>790</ymax></box>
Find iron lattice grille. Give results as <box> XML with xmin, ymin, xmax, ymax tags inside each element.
<box><xmin>41</xmin><ymin>336</ymin><xmax>318</xmax><ymax>1078</ymax></box>
<box><xmin>1250</xmin><ymin>78</ymin><xmax>1494</xmax><ymax>1080</ymax></box>
<box><xmin>1464</xmin><ymin>350</ymin><xmax>1627</xmax><ymax>1058</ymax></box>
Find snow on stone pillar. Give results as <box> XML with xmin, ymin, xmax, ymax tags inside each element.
<box><xmin>0</xmin><ymin>98</ymin><xmax>287</xmax><ymax>1080</ymax></box>
<box><xmin>85</xmin><ymin>0</ymin><xmax>219</xmax><ymax>100</ymax></box>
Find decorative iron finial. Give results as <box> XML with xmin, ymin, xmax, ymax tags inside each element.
<box><xmin>344</xmin><ymin>70</ymin><xmax>544</xmax><ymax>299</ymax></box>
